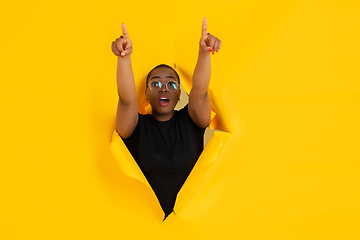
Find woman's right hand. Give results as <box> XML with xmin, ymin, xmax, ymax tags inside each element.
<box><xmin>111</xmin><ymin>23</ymin><xmax>133</xmax><ymax>57</ymax></box>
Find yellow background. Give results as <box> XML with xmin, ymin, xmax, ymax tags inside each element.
<box><xmin>1</xmin><ymin>0</ymin><xmax>360</xmax><ymax>239</ymax></box>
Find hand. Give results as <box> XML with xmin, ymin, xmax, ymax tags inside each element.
<box><xmin>199</xmin><ymin>18</ymin><xmax>222</xmax><ymax>55</ymax></box>
<box><xmin>112</xmin><ymin>23</ymin><xmax>133</xmax><ymax>57</ymax></box>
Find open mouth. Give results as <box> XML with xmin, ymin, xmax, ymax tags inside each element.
<box><xmin>158</xmin><ymin>97</ymin><xmax>170</xmax><ymax>107</ymax></box>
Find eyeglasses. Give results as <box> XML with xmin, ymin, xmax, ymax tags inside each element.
<box><xmin>148</xmin><ymin>80</ymin><xmax>179</xmax><ymax>92</ymax></box>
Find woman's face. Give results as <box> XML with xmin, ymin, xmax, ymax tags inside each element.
<box><xmin>145</xmin><ymin>67</ymin><xmax>181</xmax><ymax>117</ymax></box>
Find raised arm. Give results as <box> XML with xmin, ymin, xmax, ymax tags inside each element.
<box><xmin>188</xmin><ymin>18</ymin><xmax>222</xmax><ymax>128</ymax></box>
<box><xmin>111</xmin><ymin>23</ymin><xmax>139</xmax><ymax>138</ymax></box>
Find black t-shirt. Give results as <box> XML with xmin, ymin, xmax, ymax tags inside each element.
<box><xmin>121</xmin><ymin>104</ymin><xmax>205</xmax><ymax>218</ymax></box>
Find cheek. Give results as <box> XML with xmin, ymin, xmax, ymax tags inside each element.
<box><xmin>146</xmin><ymin>89</ymin><xmax>152</xmax><ymax>99</ymax></box>
<box><xmin>171</xmin><ymin>92</ymin><xmax>180</xmax><ymax>102</ymax></box>
<box><xmin>148</xmin><ymin>92</ymin><xmax>158</xmax><ymax>103</ymax></box>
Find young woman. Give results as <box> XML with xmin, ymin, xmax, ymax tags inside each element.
<box><xmin>111</xmin><ymin>18</ymin><xmax>221</xmax><ymax>219</ymax></box>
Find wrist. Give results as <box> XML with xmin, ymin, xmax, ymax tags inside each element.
<box><xmin>118</xmin><ymin>54</ymin><xmax>131</xmax><ymax>60</ymax></box>
<box><xmin>198</xmin><ymin>50</ymin><xmax>211</xmax><ymax>60</ymax></box>
<box><xmin>199</xmin><ymin>49</ymin><xmax>210</xmax><ymax>55</ymax></box>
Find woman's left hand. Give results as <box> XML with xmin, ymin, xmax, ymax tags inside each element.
<box><xmin>199</xmin><ymin>18</ymin><xmax>222</xmax><ymax>55</ymax></box>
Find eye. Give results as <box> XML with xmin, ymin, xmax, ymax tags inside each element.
<box><xmin>150</xmin><ymin>81</ymin><xmax>160</xmax><ymax>88</ymax></box>
<box><xmin>167</xmin><ymin>81</ymin><xmax>178</xmax><ymax>91</ymax></box>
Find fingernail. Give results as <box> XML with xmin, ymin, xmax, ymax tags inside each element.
<box><xmin>216</xmin><ymin>50</ymin><xmax>219</xmax><ymax>52</ymax></box>
<box><xmin>212</xmin><ymin>52</ymin><xmax>215</xmax><ymax>55</ymax></box>
<box><xmin>209</xmin><ymin>48</ymin><xmax>213</xmax><ymax>52</ymax></box>
<box><xmin>120</xmin><ymin>55</ymin><xmax>123</xmax><ymax>58</ymax></box>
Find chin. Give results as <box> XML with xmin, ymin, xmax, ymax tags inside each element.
<box><xmin>152</xmin><ymin>104</ymin><xmax>175</xmax><ymax>115</ymax></box>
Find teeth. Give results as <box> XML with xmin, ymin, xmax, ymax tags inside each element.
<box><xmin>160</xmin><ymin>98</ymin><xmax>168</xmax><ymax>100</ymax></box>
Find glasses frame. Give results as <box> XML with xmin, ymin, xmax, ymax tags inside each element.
<box><xmin>147</xmin><ymin>80</ymin><xmax>179</xmax><ymax>92</ymax></box>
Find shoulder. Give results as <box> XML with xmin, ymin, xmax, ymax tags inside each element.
<box><xmin>175</xmin><ymin>104</ymin><xmax>190</xmax><ymax>119</ymax></box>
<box><xmin>120</xmin><ymin>112</ymin><xmax>152</xmax><ymax>140</ymax></box>
<box><xmin>176</xmin><ymin>104</ymin><xmax>206</xmax><ymax>131</ymax></box>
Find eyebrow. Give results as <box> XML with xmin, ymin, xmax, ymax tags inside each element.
<box><xmin>150</xmin><ymin>75</ymin><xmax>176</xmax><ymax>80</ymax></box>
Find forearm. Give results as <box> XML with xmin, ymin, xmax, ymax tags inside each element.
<box><xmin>191</xmin><ymin>51</ymin><xmax>211</xmax><ymax>98</ymax></box>
<box><xmin>116</xmin><ymin>55</ymin><xmax>137</xmax><ymax>105</ymax></box>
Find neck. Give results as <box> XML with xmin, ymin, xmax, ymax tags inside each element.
<box><xmin>151</xmin><ymin>110</ymin><xmax>174</xmax><ymax>121</ymax></box>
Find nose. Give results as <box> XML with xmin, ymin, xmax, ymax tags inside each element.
<box><xmin>158</xmin><ymin>82</ymin><xmax>168</xmax><ymax>92</ymax></box>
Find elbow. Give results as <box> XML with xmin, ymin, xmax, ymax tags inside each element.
<box><xmin>190</xmin><ymin>89</ymin><xmax>208</xmax><ymax>100</ymax></box>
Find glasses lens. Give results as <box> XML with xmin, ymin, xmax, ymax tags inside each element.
<box><xmin>149</xmin><ymin>80</ymin><xmax>161</xmax><ymax>91</ymax></box>
<box><xmin>166</xmin><ymin>81</ymin><xmax>178</xmax><ymax>92</ymax></box>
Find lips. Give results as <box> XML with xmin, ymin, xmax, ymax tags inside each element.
<box><xmin>158</xmin><ymin>96</ymin><xmax>170</xmax><ymax>107</ymax></box>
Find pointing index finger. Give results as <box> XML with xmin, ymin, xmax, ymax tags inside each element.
<box><xmin>202</xmin><ymin>18</ymin><xmax>207</xmax><ymax>37</ymax></box>
<box><xmin>121</xmin><ymin>23</ymin><xmax>129</xmax><ymax>39</ymax></box>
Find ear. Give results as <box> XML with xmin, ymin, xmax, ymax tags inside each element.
<box><xmin>145</xmin><ymin>88</ymin><xmax>148</xmax><ymax>102</ymax></box>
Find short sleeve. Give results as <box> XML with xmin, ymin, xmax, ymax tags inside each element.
<box><xmin>178</xmin><ymin>104</ymin><xmax>207</xmax><ymax>132</ymax></box>
<box><xmin>121</xmin><ymin>113</ymin><xmax>141</xmax><ymax>145</ymax></box>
